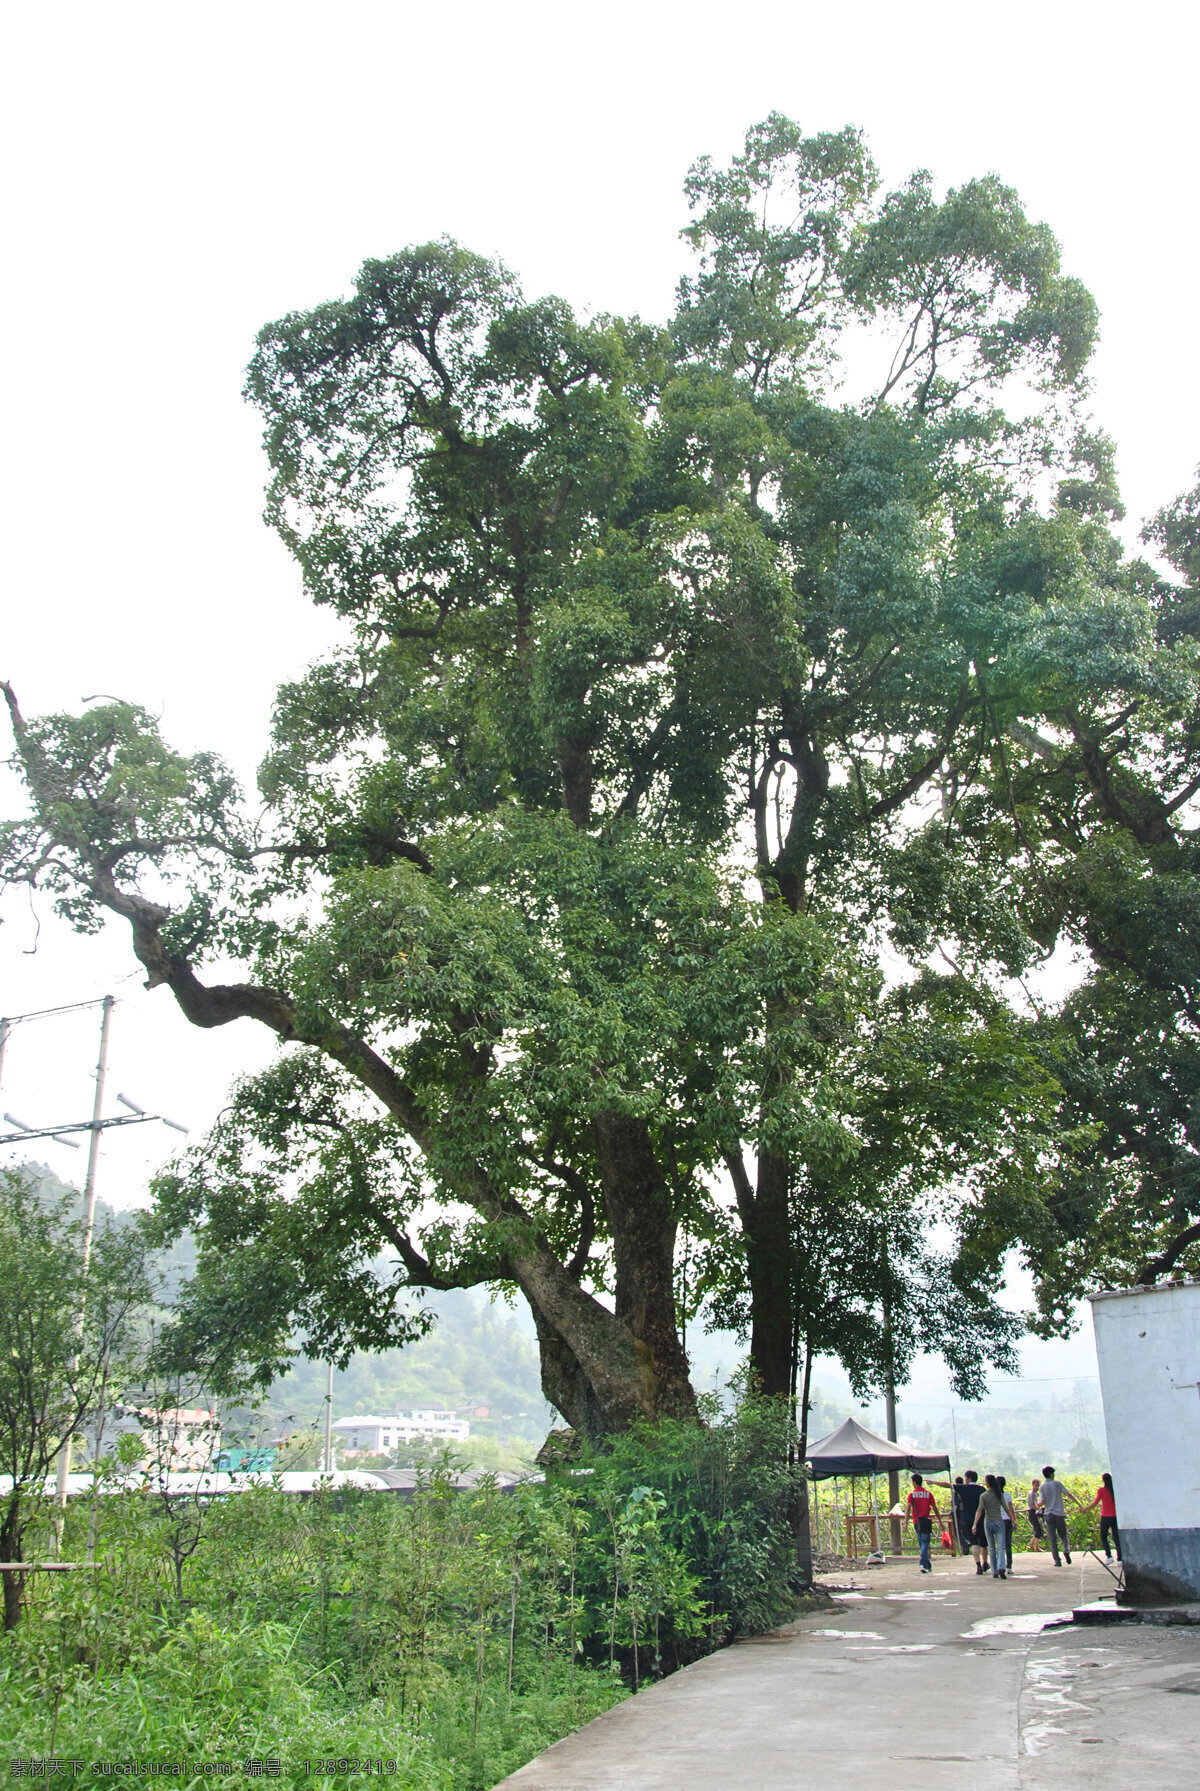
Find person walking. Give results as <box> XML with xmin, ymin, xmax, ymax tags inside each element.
<box><xmin>1026</xmin><ymin>1476</ymin><xmax>1046</xmax><ymax>1550</ymax></box>
<box><xmin>1038</xmin><ymin>1466</ymin><xmax>1073</xmax><ymax>1566</ymax></box>
<box><xmin>960</xmin><ymin>1475</ymin><xmax>988</xmax><ymax>1576</ymax></box>
<box><xmin>973</xmin><ymin>1473</ymin><xmax>1008</xmax><ymax>1579</ymax></box>
<box><xmin>952</xmin><ymin>1475</ymin><xmax>981</xmax><ymax>1561</ymax></box>
<box><xmin>1084</xmin><ymin>1473</ymin><xmax>1122</xmax><ymax>1561</ymax></box>
<box><xmin>955</xmin><ymin>1470</ymin><xmax>987</xmax><ymax>1573</ymax></box>
<box><xmin>906</xmin><ymin>1473</ymin><xmax>940</xmax><ymax>1574</ymax></box>
<box><xmin>997</xmin><ymin>1474</ymin><xmax>1015</xmax><ymax>1571</ymax></box>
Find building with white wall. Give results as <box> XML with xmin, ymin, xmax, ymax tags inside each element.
<box><xmin>88</xmin><ymin>1405</ymin><xmax>221</xmax><ymax>1472</ymax></box>
<box><xmin>332</xmin><ymin>1409</ymin><xmax>470</xmax><ymax>1454</ymax></box>
<box><xmin>1090</xmin><ymin>1280</ymin><xmax>1200</xmax><ymax>1604</ymax></box>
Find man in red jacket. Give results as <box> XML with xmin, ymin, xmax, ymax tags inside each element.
<box><xmin>906</xmin><ymin>1473</ymin><xmax>941</xmax><ymax>1574</ymax></box>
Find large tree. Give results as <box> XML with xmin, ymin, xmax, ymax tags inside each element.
<box><xmin>2</xmin><ymin>118</ymin><xmax>1105</xmax><ymax>1435</ymax></box>
<box><xmin>648</xmin><ymin>118</ymin><xmax>1099</xmax><ymax>1389</ymax></box>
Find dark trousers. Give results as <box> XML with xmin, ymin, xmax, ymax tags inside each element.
<box><xmin>1028</xmin><ymin>1508</ymin><xmax>1045</xmax><ymax>1540</ymax></box>
<box><xmin>1046</xmin><ymin>1513</ymin><xmax>1071</xmax><ymax>1562</ymax></box>
<box><xmin>1003</xmin><ymin>1519</ymin><xmax>1014</xmax><ymax>1568</ymax></box>
<box><xmin>1099</xmin><ymin>1515</ymin><xmax>1121</xmax><ymax>1560</ymax></box>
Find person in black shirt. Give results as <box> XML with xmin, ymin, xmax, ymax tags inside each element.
<box><xmin>951</xmin><ymin>1475</ymin><xmax>965</xmax><ymax>1547</ymax></box>
<box><xmin>954</xmin><ymin>1470</ymin><xmax>986</xmax><ymax>1575</ymax></box>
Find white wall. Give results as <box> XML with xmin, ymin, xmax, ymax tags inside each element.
<box><xmin>1091</xmin><ymin>1282</ymin><xmax>1200</xmax><ymax>1532</ymax></box>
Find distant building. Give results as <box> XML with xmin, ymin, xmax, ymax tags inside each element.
<box><xmin>216</xmin><ymin>1446</ymin><xmax>277</xmax><ymax>1473</ymax></box>
<box><xmin>332</xmin><ymin>1409</ymin><xmax>470</xmax><ymax>1453</ymax></box>
<box><xmin>94</xmin><ymin>1405</ymin><xmax>221</xmax><ymax>1472</ymax></box>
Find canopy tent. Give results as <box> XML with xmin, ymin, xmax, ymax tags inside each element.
<box><xmin>805</xmin><ymin>1417</ymin><xmax>950</xmax><ymax>1481</ymax></box>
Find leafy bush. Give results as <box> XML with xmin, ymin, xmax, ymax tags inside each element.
<box><xmin>3</xmin><ymin>1403</ymin><xmax>806</xmax><ymax>1785</ymax></box>
<box><xmin>574</xmin><ymin>1395</ymin><xmax>806</xmax><ymax>1655</ymax></box>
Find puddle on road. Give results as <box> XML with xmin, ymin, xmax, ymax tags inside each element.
<box><xmin>807</xmin><ymin>1628</ymin><xmax>885</xmax><ymax>1639</ymax></box>
<box><xmin>961</xmin><ymin>1611</ymin><xmax>1073</xmax><ymax>1638</ymax></box>
<box><xmin>853</xmin><ymin>1644</ymin><xmax>936</xmax><ymax>1653</ymax></box>
<box><xmin>886</xmin><ymin>1590</ymin><xmax>952</xmax><ymax>1600</ymax></box>
<box><xmin>1021</xmin><ymin>1722</ymin><xmax>1067</xmax><ymax>1754</ymax></box>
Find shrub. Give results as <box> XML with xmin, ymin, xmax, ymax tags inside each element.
<box><xmin>4</xmin><ymin>1402</ymin><xmax>806</xmax><ymax>1783</ymax></box>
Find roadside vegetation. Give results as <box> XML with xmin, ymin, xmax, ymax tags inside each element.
<box><xmin>2</xmin><ymin>1402</ymin><xmax>804</xmax><ymax>1787</ymax></box>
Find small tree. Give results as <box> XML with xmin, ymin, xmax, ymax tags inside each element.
<box><xmin>0</xmin><ymin>1169</ymin><xmax>150</xmax><ymax>1628</ymax></box>
<box><xmin>109</xmin><ymin>1325</ymin><xmax>231</xmax><ymax>1605</ymax></box>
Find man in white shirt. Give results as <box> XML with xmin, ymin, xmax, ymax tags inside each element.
<box><xmin>1038</xmin><ymin>1465</ymin><xmax>1072</xmax><ymax>1566</ymax></box>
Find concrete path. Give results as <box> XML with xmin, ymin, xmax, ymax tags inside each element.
<box><xmin>497</xmin><ymin>1551</ymin><xmax>1200</xmax><ymax>1790</ymax></box>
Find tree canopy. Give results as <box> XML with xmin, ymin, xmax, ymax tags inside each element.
<box><xmin>4</xmin><ymin>116</ymin><xmax>1191</xmax><ymax>1443</ymax></box>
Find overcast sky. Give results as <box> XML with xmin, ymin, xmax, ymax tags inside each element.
<box><xmin>3</xmin><ymin>0</ymin><xmax>1195</xmax><ymax>1412</ymax></box>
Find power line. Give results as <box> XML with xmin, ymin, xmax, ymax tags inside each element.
<box><xmin>1</xmin><ymin>1111</ymin><xmax>187</xmax><ymax>1146</ymax></box>
<box><xmin>1</xmin><ymin>998</ymin><xmax>110</xmax><ymax>1025</ymax></box>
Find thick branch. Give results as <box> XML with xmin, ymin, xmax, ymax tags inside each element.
<box><xmin>723</xmin><ymin>1148</ymin><xmax>757</xmax><ymax>1226</ymax></box>
<box><xmin>1137</xmin><ymin>1220</ymin><xmax>1200</xmax><ymax>1287</ymax></box>
<box><xmin>866</xmin><ymin>689</ymin><xmax>971</xmax><ymax>824</ymax></box>
<box><xmin>536</xmin><ymin>1154</ymin><xmax>598</xmax><ymax>1281</ymax></box>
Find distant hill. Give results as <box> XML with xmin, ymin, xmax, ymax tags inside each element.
<box><xmin>265</xmin><ymin>1289</ymin><xmax>554</xmax><ymax>1445</ymax></box>
<box><xmin>8</xmin><ymin>1159</ymin><xmax>552</xmax><ymax>1442</ymax></box>
<box><xmin>13</xmin><ymin>1158</ymin><xmax>196</xmax><ymax>1295</ymax></box>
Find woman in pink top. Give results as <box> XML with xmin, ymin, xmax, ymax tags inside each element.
<box><xmin>1085</xmin><ymin>1472</ymin><xmax>1121</xmax><ymax>1561</ymax></box>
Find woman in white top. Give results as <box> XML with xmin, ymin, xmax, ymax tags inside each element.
<box><xmin>996</xmin><ymin>1474</ymin><xmax>1015</xmax><ymax>1570</ymax></box>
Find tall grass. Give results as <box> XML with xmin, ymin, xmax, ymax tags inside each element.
<box><xmin>2</xmin><ymin>1402</ymin><xmax>807</xmax><ymax>1787</ymax></box>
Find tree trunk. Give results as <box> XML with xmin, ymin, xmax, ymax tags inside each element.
<box><xmin>518</xmin><ymin>1113</ymin><xmax>699</xmax><ymax>1442</ymax></box>
<box><xmin>882</xmin><ymin>1289</ymin><xmax>903</xmax><ymax>1554</ymax></box>
<box><xmin>592</xmin><ymin>1111</ymin><xmax>698</xmax><ymax>1425</ymax></box>
<box><xmin>745</xmin><ymin>1150</ymin><xmax>793</xmax><ymax>1397</ymax></box>
<box><xmin>1</xmin><ymin>1500</ymin><xmax>24</xmax><ymax>1632</ymax></box>
<box><xmin>509</xmin><ymin>1240</ymin><xmax>653</xmax><ymax>1440</ymax></box>
<box><xmin>792</xmin><ymin>1332</ymin><xmax>815</xmax><ymax>1588</ymax></box>
<box><xmin>528</xmin><ymin>1304</ymin><xmax>614</xmax><ymax>1440</ymax></box>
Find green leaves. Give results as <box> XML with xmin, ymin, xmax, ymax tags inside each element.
<box><xmin>677</xmin><ymin>115</ymin><xmax>878</xmax><ymax>389</ymax></box>
<box><xmin>847</xmin><ymin>171</ymin><xmax>1097</xmax><ymax>410</ymax></box>
<box><xmin>3</xmin><ymin>114</ymin><xmax>1146</xmax><ymax>1427</ymax></box>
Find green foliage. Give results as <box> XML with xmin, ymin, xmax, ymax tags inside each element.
<box><xmin>879</xmin><ymin>464</ymin><xmax>1200</xmax><ymax>1313</ymax></box>
<box><xmin>2</xmin><ymin>1402</ymin><xmax>802</xmax><ymax>1783</ymax></box>
<box><xmin>579</xmin><ymin>1396</ymin><xmax>805</xmax><ymax>1646</ymax></box>
<box><xmin>0</xmin><ymin>111</ymin><xmax>1142</xmax><ymax>1434</ymax></box>
<box><xmin>0</xmin><ymin>1168</ymin><xmax>151</xmax><ymax>1627</ymax></box>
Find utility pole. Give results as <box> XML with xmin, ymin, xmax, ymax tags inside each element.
<box><xmin>324</xmin><ymin>1362</ymin><xmax>334</xmax><ymax>1475</ymax></box>
<box><xmin>54</xmin><ymin>996</ymin><xmax>114</xmax><ymax>1536</ymax></box>
<box><xmin>882</xmin><ymin>1286</ymin><xmax>903</xmax><ymax>1555</ymax></box>
<box><xmin>0</xmin><ymin>996</ymin><xmax>187</xmax><ymax>1552</ymax></box>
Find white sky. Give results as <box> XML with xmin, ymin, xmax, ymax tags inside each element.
<box><xmin>3</xmin><ymin>0</ymin><xmax>1196</xmax><ymax>1408</ymax></box>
